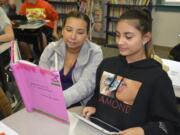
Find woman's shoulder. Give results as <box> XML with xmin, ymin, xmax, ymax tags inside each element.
<box><xmin>0</xmin><ymin>7</ymin><xmax>6</xmax><ymax>16</ymax></box>
<box><xmin>42</xmin><ymin>40</ymin><xmax>63</xmax><ymax>57</ymax></box>
<box><xmin>45</xmin><ymin>39</ymin><xmax>63</xmax><ymax>51</ymax></box>
<box><xmin>0</xmin><ymin>7</ymin><xmax>3</xmax><ymax>12</ymax></box>
<box><xmin>87</xmin><ymin>40</ymin><xmax>102</xmax><ymax>51</ymax></box>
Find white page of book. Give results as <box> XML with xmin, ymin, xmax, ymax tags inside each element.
<box><xmin>162</xmin><ymin>59</ymin><xmax>180</xmax><ymax>88</ymax></box>
<box><xmin>0</xmin><ymin>122</ymin><xmax>19</xmax><ymax>135</ymax></box>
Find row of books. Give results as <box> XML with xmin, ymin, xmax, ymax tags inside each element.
<box><xmin>109</xmin><ymin>7</ymin><xmax>126</xmax><ymax>18</ymax></box>
<box><xmin>109</xmin><ymin>0</ymin><xmax>151</xmax><ymax>6</ymax></box>
<box><xmin>58</xmin><ymin>19</ymin><xmax>65</xmax><ymax>27</ymax></box>
<box><xmin>53</xmin><ymin>5</ymin><xmax>78</xmax><ymax>27</ymax></box>
<box><xmin>57</xmin><ymin>8</ymin><xmax>78</xmax><ymax>27</ymax></box>
<box><xmin>107</xmin><ymin>35</ymin><xmax>116</xmax><ymax>45</ymax></box>
<box><xmin>48</xmin><ymin>0</ymin><xmax>77</xmax><ymax>2</ymax></box>
<box><xmin>108</xmin><ymin>4</ymin><xmax>152</xmax><ymax>18</ymax></box>
<box><xmin>53</xmin><ymin>5</ymin><xmax>78</xmax><ymax>14</ymax></box>
<box><xmin>108</xmin><ymin>21</ymin><xmax>117</xmax><ymax>32</ymax></box>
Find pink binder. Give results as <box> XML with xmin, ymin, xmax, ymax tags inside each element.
<box><xmin>11</xmin><ymin>61</ymin><xmax>69</xmax><ymax>122</ymax></box>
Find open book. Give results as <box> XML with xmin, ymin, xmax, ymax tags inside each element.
<box><xmin>162</xmin><ymin>59</ymin><xmax>180</xmax><ymax>88</ymax></box>
<box><xmin>10</xmin><ymin>42</ymin><xmax>68</xmax><ymax>122</ymax></box>
<box><xmin>162</xmin><ymin>59</ymin><xmax>180</xmax><ymax>97</ymax></box>
<box><xmin>74</xmin><ymin>114</ymin><xmax>120</xmax><ymax>135</ymax></box>
<box><xmin>10</xmin><ymin>60</ymin><xmax>68</xmax><ymax>122</ymax></box>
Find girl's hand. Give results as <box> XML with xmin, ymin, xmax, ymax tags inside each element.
<box><xmin>119</xmin><ymin>127</ymin><xmax>144</xmax><ymax>135</ymax></box>
<box><xmin>82</xmin><ymin>107</ymin><xmax>96</xmax><ymax>119</ymax></box>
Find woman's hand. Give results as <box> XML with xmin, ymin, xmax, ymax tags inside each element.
<box><xmin>119</xmin><ymin>127</ymin><xmax>144</xmax><ymax>135</ymax></box>
<box><xmin>82</xmin><ymin>106</ymin><xmax>96</xmax><ymax>119</ymax></box>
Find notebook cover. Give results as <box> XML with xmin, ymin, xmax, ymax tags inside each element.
<box><xmin>11</xmin><ymin>61</ymin><xmax>69</xmax><ymax>122</ymax></box>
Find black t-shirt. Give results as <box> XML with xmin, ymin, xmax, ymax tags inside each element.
<box><xmin>87</xmin><ymin>55</ymin><xmax>180</xmax><ymax>135</ymax></box>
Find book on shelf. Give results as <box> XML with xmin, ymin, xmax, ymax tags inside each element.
<box><xmin>108</xmin><ymin>22</ymin><xmax>117</xmax><ymax>32</ymax></box>
<box><xmin>10</xmin><ymin>41</ymin><xmax>69</xmax><ymax>122</ymax></box>
<box><xmin>108</xmin><ymin>35</ymin><xmax>116</xmax><ymax>45</ymax></box>
<box><xmin>50</xmin><ymin>1</ymin><xmax>78</xmax><ymax>28</ymax></box>
<box><xmin>109</xmin><ymin>0</ymin><xmax>151</xmax><ymax>5</ymax></box>
<box><xmin>48</xmin><ymin>0</ymin><xmax>77</xmax><ymax>2</ymax></box>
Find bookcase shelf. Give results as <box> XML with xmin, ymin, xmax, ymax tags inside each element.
<box><xmin>47</xmin><ymin>0</ymin><xmax>79</xmax><ymax>28</ymax></box>
<box><xmin>48</xmin><ymin>1</ymin><xmax>78</xmax><ymax>5</ymax></box>
<box><xmin>106</xmin><ymin>31</ymin><xmax>116</xmax><ymax>36</ymax></box>
<box><xmin>106</xmin><ymin>44</ymin><xmax>118</xmax><ymax>48</ymax></box>
<box><xmin>105</xmin><ymin>0</ymin><xmax>152</xmax><ymax>48</ymax></box>
<box><xmin>106</xmin><ymin>16</ymin><xmax>119</xmax><ymax>21</ymax></box>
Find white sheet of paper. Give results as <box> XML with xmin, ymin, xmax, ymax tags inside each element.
<box><xmin>0</xmin><ymin>122</ymin><xmax>19</xmax><ymax>135</ymax></box>
<box><xmin>162</xmin><ymin>59</ymin><xmax>180</xmax><ymax>87</ymax></box>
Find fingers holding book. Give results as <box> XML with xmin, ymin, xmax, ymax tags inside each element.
<box><xmin>119</xmin><ymin>127</ymin><xmax>144</xmax><ymax>135</ymax></box>
<box><xmin>82</xmin><ymin>107</ymin><xmax>96</xmax><ymax>119</ymax></box>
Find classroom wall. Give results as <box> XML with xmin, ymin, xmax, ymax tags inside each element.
<box><xmin>152</xmin><ymin>10</ymin><xmax>180</xmax><ymax>48</ymax></box>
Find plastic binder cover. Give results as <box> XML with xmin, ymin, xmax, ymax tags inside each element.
<box><xmin>11</xmin><ymin>61</ymin><xmax>68</xmax><ymax>122</ymax></box>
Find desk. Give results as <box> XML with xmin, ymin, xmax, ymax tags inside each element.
<box><xmin>17</xmin><ymin>21</ymin><xmax>45</xmax><ymax>30</ymax></box>
<box><xmin>13</xmin><ymin>21</ymin><xmax>46</xmax><ymax>57</ymax></box>
<box><xmin>2</xmin><ymin>109</ymin><xmax>106</xmax><ymax>135</ymax></box>
<box><xmin>0</xmin><ymin>42</ymin><xmax>11</xmax><ymax>92</ymax></box>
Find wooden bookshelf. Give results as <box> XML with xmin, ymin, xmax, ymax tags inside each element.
<box><xmin>47</xmin><ymin>0</ymin><xmax>79</xmax><ymax>28</ymax></box>
<box><xmin>105</xmin><ymin>0</ymin><xmax>152</xmax><ymax>47</ymax></box>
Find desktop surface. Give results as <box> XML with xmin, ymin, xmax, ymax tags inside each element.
<box><xmin>13</xmin><ymin>20</ymin><xmax>45</xmax><ymax>30</ymax></box>
<box><xmin>2</xmin><ymin>109</ymin><xmax>108</xmax><ymax>135</ymax></box>
<box><xmin>2</xmin><ymin>109</ymin><xmax>69</xmax><ymax>135</ymax></box>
